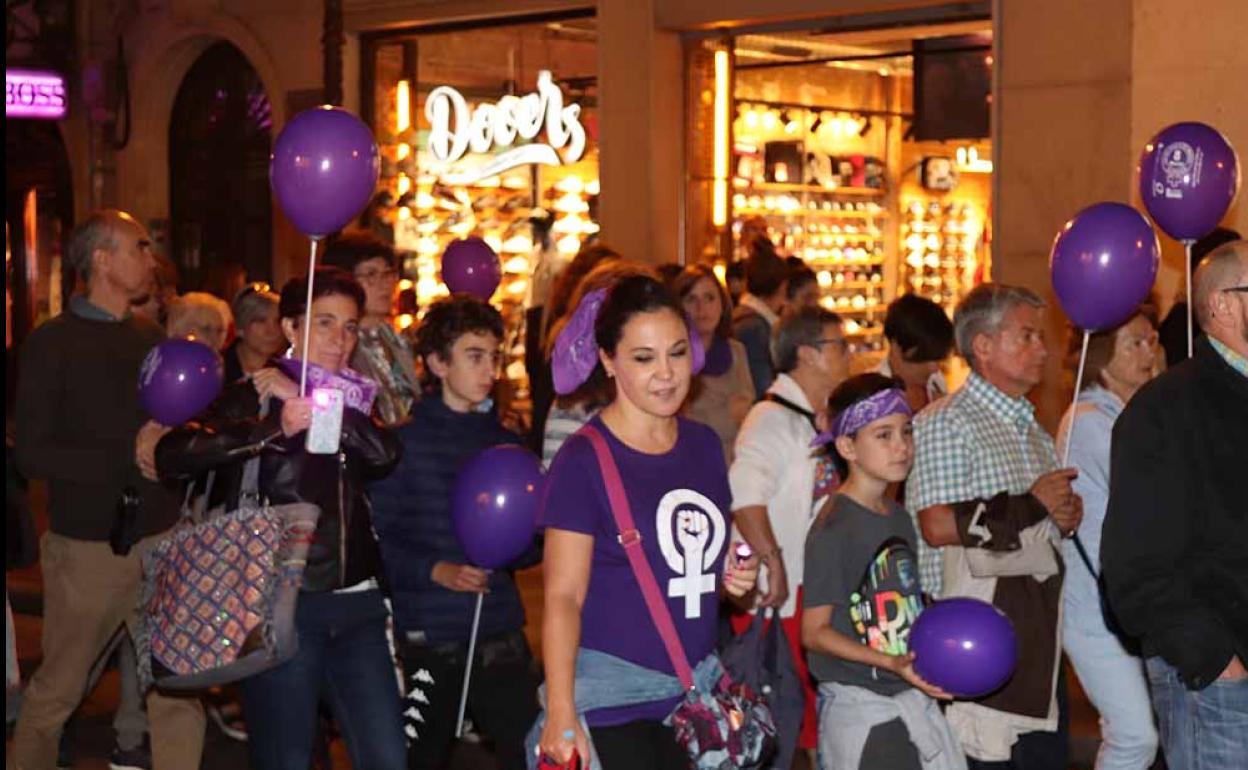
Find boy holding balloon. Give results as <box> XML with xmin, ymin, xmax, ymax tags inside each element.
<box><xmin>801</xmin><ymin>373</ymin><xmax>965</xmax><ymax>770</ymax></box>
<box><xmin>369</xmin><ymin>294</ymin><xmax>540</xmax><ymax>770</ymax></box>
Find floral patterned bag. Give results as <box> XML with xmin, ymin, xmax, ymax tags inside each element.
<box><xmin>581</xmin><ymin>426</ymin><xmax>777</xmax><ymax>769</ymax></box>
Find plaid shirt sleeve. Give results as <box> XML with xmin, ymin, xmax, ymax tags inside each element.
<box><xmin>905</xmin><ymin>406</ymin><xmax>972</xmax><ymax>598</ymax></box>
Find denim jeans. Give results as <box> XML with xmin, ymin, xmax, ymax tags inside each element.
<box><xmin>1063</xmin><ymin>617</ymin><xmax>1158</xmax><ymax>769</ymax></box>
<box><xmin>240</xmin><ymin>589</ymin><xmax>405</xmax><ymax>770</ymax></box>
<box><xmin>1145</xmin><ymin>656</ymin><xmax>1248</xmax><ymax>770</ymax></box>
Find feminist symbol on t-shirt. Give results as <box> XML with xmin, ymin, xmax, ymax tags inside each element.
<box><xmin>656</xmin><ymin>489</ymin><xmax>726</xmax><ymax>619</ymax></box>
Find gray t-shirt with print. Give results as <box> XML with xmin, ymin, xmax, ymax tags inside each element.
<box><xmin>803</xmin><ymin>494</ymin><xmax>924</xmax><ymax>695</ymax></box>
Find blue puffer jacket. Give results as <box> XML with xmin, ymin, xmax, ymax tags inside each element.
<box><xmin>370</xmin><ymin>395</ymin><xmax>539</xmax><ymax>644</ymax></box>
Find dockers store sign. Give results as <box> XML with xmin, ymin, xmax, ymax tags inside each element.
<box><xmin>6</xmin><ymin>69</ymin><xmax>67</xmax><ymax>119</ymax></box>
<box><xmin>425</xmin><ymin>70</ymin><xmax>586</xmax><ymax>184</ymax></box>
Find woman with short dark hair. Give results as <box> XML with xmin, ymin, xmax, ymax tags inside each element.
<box><xmin>156</xmin><ymin>267</ymin><xmax>405</xmax><ymax>770</ymax></box>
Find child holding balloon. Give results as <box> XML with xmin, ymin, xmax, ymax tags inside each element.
<box><xmin>801</xmin><ymin>373</ymin><xmax>965</xmax><ymax>770</ymax></box>
<box><xmin>368</xmin><ymin>293</ymin><xmax>541</xmax><ymax>770</ymax></box>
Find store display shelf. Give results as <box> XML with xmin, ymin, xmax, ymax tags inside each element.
<box><xmin>737</xmin><ymin>208</ymin><xmax>882</xmax><ymax>220</ymax></box>
<box><xmin>739</xmin><ymin>181</ymin><xmax>885</xmax><ymax>196</ymax></box>
<box><xmin>807</xmin><ymin>258</ymin><xmax>886</xmax><ymax>268</ymax></box>
<box><xmin>827</xmin><ymin>305</ymin><xmax>884</xmax><ymax>315</ymax></box>
<box><xmin>822</xmin><ymin>281</ymin><xmax>881</xmax><ymax>290</ymax></box>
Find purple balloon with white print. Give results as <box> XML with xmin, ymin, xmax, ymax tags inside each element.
<box><xmin>138</xmin><ymin>337</ymin><xmax>224</xmax><ymax>426</ymax></box>
<box><xmin>451</xmin><ymin>445</ymin><xmax>543</xmax><ymax>569</ymax></box>
<box><xmin>909</xmin><ymin>598</ymin><xmax>1018</xmax><ymax>698</ymax></box>
<box><xmin>1138</xmin><ymin>122</ymin><xmax>1240</xmax><ymax>242</ymax></box>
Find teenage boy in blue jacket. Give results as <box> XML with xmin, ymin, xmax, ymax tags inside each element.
<box><xmin>370</xmin><ymin>294</ymin><xmax>539</xmax><ymax>770</ymax></box>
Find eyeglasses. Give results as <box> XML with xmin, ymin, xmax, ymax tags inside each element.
<box><xmin>816</xmin><ymin>337</ymin><xmax>848</xmax><ymax>353</ymax></box>
<box><xmin>355</xmin><ymin>267</ymin><xmax>397</xmax><ymax>284</ymax></box>
<box><xmin>1222</xmin><ymin>285</ymin><xmax>1248</xmax><ymax>294</ymax></box>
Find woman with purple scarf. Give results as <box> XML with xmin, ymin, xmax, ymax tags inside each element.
<box><xmin>535</xmin><ymin>275</ymin><xmax>760</xmax><ymax>769</ymax></box>
<box><xmin>670</xmin><ymin>265</ymin><xmax>756</xmax><ymax>462</ymax></box>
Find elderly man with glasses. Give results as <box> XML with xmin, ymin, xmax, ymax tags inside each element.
<box><xmin>1103</xmin><ymin>239</ymin><xmax>1248</xmax><ymax>770</ymax></box>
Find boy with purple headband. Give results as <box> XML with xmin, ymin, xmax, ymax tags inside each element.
<box><xmin>801</xmin><ymin>374</ymin><xmax>965</xmax><ymax>770</ymax></box>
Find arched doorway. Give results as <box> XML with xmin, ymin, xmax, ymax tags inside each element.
<box><xmin>169</xmin><ymin>41</ymin><xmax>272</xmax><ymax>292</ymax></box>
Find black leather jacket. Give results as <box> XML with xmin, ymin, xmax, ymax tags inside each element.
<box><xmin>155</xmin><ymin>378</ymin><xmax>401</xmax><ymax>592</ymax></box>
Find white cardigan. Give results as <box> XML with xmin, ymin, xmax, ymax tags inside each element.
<box><xmin>728</xmin><ymin>374</ymin><xmax>828</xmax><ymax>618</ymax></box>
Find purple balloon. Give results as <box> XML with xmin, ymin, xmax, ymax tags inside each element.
<box><xmin>441</xmin><ymin>237</ymin><xmax>502</xmax><ymax>301</ymax></box>
<box><xmin>1050</xmin><ymin>202</ymin><xmax>1160</xmax><ymax>331</ymax></box>
<box><xmin>138</xmin><ymin>338</ymin><xmax>224</xmax><ymax>426</ymax></box>
<box><xmin>452</xmin><ymin>445</ymin><xmax>543</xmax><ymax>569</ymax></box>
<box><xmin>270</xmin><ymin>106</ymin><xmax>380</xmax><ymax>239</ymax></box>
<box><xmin>1139</xmin><ymin>122</ymin><xmax>1240</xmax><ymax>242</ymax></box>
<box><xmin>910</xmin><ymin>598</ymin><xmax>1018</xmax><ymax>699</ymax></box>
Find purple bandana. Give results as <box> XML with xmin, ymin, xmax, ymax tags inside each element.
<box><xmin>551</xmin><ymin>288</ymin><xmax>706</xmax><ymax>395</ymax></box>
<box><xmin>810</xmin><ymin>388</ymin><xmax>912</xmax><ymax>447</ymax></box>
<box><xmin>277</xmin><ymin>358</ymin><xmax>378</xmax><ymax>415</ymax></box>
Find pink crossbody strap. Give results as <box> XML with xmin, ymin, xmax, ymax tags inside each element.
<box><xmin>578</xmin><ymin>425</ymin><xmax>696</xmax><ymax>690</ymax></box>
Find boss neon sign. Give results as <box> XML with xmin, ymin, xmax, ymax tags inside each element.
<box><xmin>6</xmin><ymin>69</ymin><xmax>67</xmax><ymax>119</ymax></box>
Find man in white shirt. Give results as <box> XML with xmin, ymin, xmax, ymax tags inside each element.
<box><xmin>730</xmin><ymin>305</ymin><xmax>851</xmax><ymax>754</ymax></box>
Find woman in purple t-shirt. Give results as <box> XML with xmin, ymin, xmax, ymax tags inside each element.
<box><xmin>538</xmin><ymin>275</ymin><xmax>759</xmax><ymax>769</ymax></box>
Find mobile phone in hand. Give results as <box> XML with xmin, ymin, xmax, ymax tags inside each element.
<box><xmin>306</xmin><ymin>387</ymin><xmax>344</xmax><ymax>455</ymax></box>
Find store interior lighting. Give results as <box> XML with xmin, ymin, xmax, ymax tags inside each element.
<box><xmin>712</xmin><ymin>48</ymin><xmax>730</xmax><ymax>227</ymax></box>
<box><xmin>395</xmin><ymin>79</ymin><xmax>411</xmax><ymax>133</ymax></box>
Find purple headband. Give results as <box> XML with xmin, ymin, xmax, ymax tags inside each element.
<box><xmin>552</xmin><ymin>287</ymin><xmax>706</xmax><ymax>395</ymax></box>
<box><xmin>810</xmin><ymin>388</ymin><xmax>912</xmax><ymax>448</ymax></box>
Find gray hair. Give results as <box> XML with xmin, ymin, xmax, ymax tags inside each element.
<box><xmin>772</xmin><ymin>306</ymin><xmax>843</xmax><ymax>374</ymax></box>
<box><xmin>1193</xmin><ymin>239</ymin><xmax>1248</xmax><ymax>328</ymax></box>
<box><xmin>167</xmin><ymin>292</ymin><xmax>233</xmax><ymax>350</ymax></box>
<box><xmin>66</xmin><ymin>211</ymin><xmax>125</xmax><ymax>283</ymax></box>
<box><xmin>953</xmin><ymin>283</ymin><xmax>1046</xmax><ymax>369</ymax></box>
<box><xmin>232</xmin><ymin>284</ymin><xmax>280</xmax><ymax>329</ymax></box>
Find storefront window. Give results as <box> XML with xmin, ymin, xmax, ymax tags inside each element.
<box><xmin>693</xmin><ymin>22</ymin><xmax>994</xmax><ymax>365</ymax></box>
<box><xmin>367</xmin><ymin>16</ymin><xmax>599</xmax><ymax>390</ymax></box>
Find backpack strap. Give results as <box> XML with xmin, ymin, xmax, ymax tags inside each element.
<box><xmin>578</xmin><ymin>425</ymin><xmax>695</xmax><ymax>691</ymax></box>
<box><xmin>762</xmin><ymin>392</ymin><xmax>818</xmax><ymax>431</ymax></box>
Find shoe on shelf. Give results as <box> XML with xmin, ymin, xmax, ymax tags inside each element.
<box><xmin>108</xmin><ymin>745</ymin><xmax>152</xmax><ymax>770</ymax></box>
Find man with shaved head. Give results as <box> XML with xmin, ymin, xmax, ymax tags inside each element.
<box><xmin>1103</xmin><ymin>240</ymin><xmax>1248</xmax><ymax>770</ymax></box>
<box><xmin>12</xmin><ymin>211</ymin><xmax>205</xmax><ymax>769</ymax></box>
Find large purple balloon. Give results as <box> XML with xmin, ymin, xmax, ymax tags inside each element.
<box><xmin>910</xmin><ymin>598</ymin><xmax>1018</xmax><ymax>699</ymax></box>
<box><xmin>1050</xmin><ymin>202</ymin><xmax>1160</xmax><ymax>331</ymax></box>
<box><xmin>1139</xmin><ymin>122</ymin><xmax>1240</xmax><ymax>242</ymax></box>
<box><xmin>452</xmin><ymin>446</ymin><xmax>543</xmax><ymax>569</ymax></box>
<box><xmin>138</xmin><ymin>338</ymin><xmax>224</xmax><ymax>426</ymax></box>
<box><xmin>441</xmin><ymin>237</ymin><xmax>502</xmax><ymax>301</ymax></box>
<box><xmin>270</xmin><ymin>106</ymin><xmax>380</xmax><ymax>239</ymax></box>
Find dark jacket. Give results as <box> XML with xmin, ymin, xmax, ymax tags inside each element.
<box><xmin>155</xmin><ymin>377</ymin><xmax>401</xmax><ymax>592</ymax></box>
<box><xmin>15</xmin><ymin>309</ymin><xmax>180</xmax><ymax>541</ymax></box>
<box><xmin>732</xmin><ymin>304</ymin><xmax>775</xmax><ymax>399</ymax></box>
<box><xmin>369</xmin><ymin>395</ymin><xmax>540</xmax><ymax>644</ymax></box>
<box><xmin>1103</xmin><ymin>336</ymin><xmax>1248</xmax><ymax>690</ymax></box>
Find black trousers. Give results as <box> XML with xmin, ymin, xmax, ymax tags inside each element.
<box><xmin>399</xmin><ymin>629</ymin><xmax>539</xmax><ymax>770</ymax></box>
<box><xmin>589</xmin><ymin>719</ymin><xmax>687</xmax><ymax>770</ymax></box>
<box><xmin>967</xmin><ymin>669</ymin><xmax>1070</xmax><ymax>770</ymax></box>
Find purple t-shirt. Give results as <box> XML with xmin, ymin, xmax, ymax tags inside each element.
<box><xmin>541</xmin><ymin>415</ymin><xmax>732</xmax><ymax>726</ymax></box>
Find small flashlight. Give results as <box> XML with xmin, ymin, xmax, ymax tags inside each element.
<box><xmin>735</xmin><ymin>542</ymin><xmax>753</xmax><ymax>561</ymax></box>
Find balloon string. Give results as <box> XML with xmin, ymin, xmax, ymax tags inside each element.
<box><xmin>299</xmin><ymin>238</ymin><xmax>320</xmax><ymax>397</ymax></box>
<box><xmin>456</xmin><ymin>592</ymin><xmax>485</xmax><ymax>738</ymax></box>
<box><xmin>1184</xmin><ymin>240</ymin><xmax>1194</xmax><ymax>358</ymax></box>
<box><xmin>1061</xmin><ymin>330</ymin><xmax>1091</xmax><ymax>468</ymax></box>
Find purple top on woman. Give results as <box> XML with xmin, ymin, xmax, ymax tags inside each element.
<box><xmin>541</xmin><ymin>414</ymin><xmax>731</xmax><ymax>726</ymax></box>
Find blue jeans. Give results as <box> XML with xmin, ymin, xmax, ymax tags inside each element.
<box><xmin>240</xmin><ymin>589</ymin><xmax>405</xmax><ymax>770</ymax></box>
<box><xmin>1063</xmin><ymin>614</ymin><xmax>1158</xmax><ymax>769</ymax></box>
<box><xmin>1145</xmin><ymin>656</ymin><xmax>1248</xmax><ymax>770</ymax></box>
